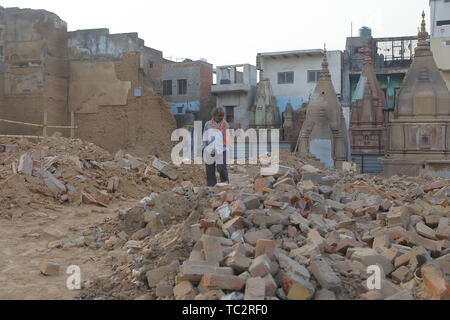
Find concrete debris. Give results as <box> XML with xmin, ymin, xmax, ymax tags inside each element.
<box><xmin>40</xmin><ymin>261</ymin><xmax>60</xmax><ymax>276</ymax></box>
<box><xmin>2</xmin><ymin>136</ymin><xmax>449</xmax><ymax>300</ymax></box>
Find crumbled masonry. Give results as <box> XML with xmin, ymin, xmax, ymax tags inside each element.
<box><xmin>1</xmin><ymin>136</ymin><xmax>449</xmax><ymax>300</ymax></box>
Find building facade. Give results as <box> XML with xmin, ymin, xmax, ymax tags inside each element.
<box><xmin>211</xmin><ymin>64</ymin><xmax>257</xmax><ymax>129</ymax></box>
<box><xmin>343</xmin><ymin>29</ymin><xmax>418</xmax><ymax>120</ymax></box>
<box><xmin>162</xmin><ymin>59</ymin><xmax>213</xmax><ymax>128</ymax></box>
<box><xmin>256</xmin><ymin>49</ymin><xmax>343</xmax><ymax>123</ymax></box>
<box><xmin>430</xmin><ymin>0</ymin><xmax>450</xmax><ymax>91</ymax></box>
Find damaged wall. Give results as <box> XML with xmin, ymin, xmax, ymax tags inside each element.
<box><xmin>68</xmin><ymin>29</ymin><xmax>163</xmax><ymax>91</ymax></box>
<box><xmin>68</xmin><ymin>60</ymin><xmax>131</xmax><ymax>113</ymax></box>
<box><xmin>72</xmin><ymin>52</ymin><xmax>176</xmax><ymax>159</ymax></box>
<box><xmin>0</xmin><ymin>7</ymin><xmax>69</xmax><ymax>137</ymax></box>
<box><xmin>0</xmin><ymin>7</ymin><xmax>176</xmax><ymax>159</ymax></box>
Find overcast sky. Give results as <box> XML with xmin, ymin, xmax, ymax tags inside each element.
<box><xmin>2</xmin><ymin>0</ymin><xmax>430</xmax><ymax>66</ymax></box>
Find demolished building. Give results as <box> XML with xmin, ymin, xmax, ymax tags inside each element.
<box><xmin>349</xmin><ymin>41</ymin><xmax>388</xmax><ymax>174</ymax></box>
<box><xmin>0</xmin><ymin>7</ymin><xmax>176</xmax><ymax>159</ymax></box>
<box><xmin>296</xmin><ymin>48</ymin><xmax>349</xmax><ymax>169</ymax></box>
<box><xmin>380</xmin><ymin>12</ymin><xmax>450</xmax><ymax>178</ymax></box>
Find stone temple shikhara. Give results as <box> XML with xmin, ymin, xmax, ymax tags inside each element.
<box><xmin>296</xmin><ymin>47</ymin><xmax>349</xmax><ymax>169</ymax></box>
<box><xmin>380</xmin><ymin>12</ymin><xmax>450</xmax><ymax>178</ymax></box>
<box><xmin>350</xmin><ymin>40</ymin><xmax>388</xmax><ymax>174</ymax></box>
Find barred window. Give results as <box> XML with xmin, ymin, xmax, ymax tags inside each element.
<box><xmin>162</xmin><ymin>80</ymin><xmax>172</xmax><ymax>96</ymax></box>
<box><xmin>278</xmin><ymin>72</ymin><xmax>294</xmax><ymax>84</ymax></box>
<box><xmin>178</xmin><ymin>79</ymin><xmax>187</xmax><ymax>95</ymax></box>
<box><xmin>307</xmin><ymin>70</ymin><xmax>320</xmax><ymax>83</ymax></box>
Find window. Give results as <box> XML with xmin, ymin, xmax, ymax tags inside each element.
<box><xmin>178</xmin><ymin>79</ymin><xmax>187</xmax><ymax>95</ymax></box>
<box><xmin>148</xmin><ymin>60</ymin><xmax>153</xmax><ymax>68</ymax></box>
<box><xmin>437</xmin><ymin>20</ymin><xmax>450</xmax><ymax>26</ymax></box>
<box><xmin>177</xmin><ymin>106</ymin><xmax>183</xmax><ymax>113</ymax></box>
<box><xmin>163</xmin><ymin>80</ymin><xmax>172</xmax><ymax>96</ymax></box>
<box><xmin>278</xmin><ymin>72</ymin><xmax>294</xmax><ymax>84</ymax></box>
<box><xmin>307</xmin><ymin>70</ymin><xmax>320</xmax><ymax>83</ymax></box>
<box><xmin>225</xmin><ymin>106</ymin><xmax>234</xmax><ymax>124</ymax></box>
<box><xmin>364</xmin><ymin>135</ymin><xmax>370</xmax><ymax>144</ymax></box>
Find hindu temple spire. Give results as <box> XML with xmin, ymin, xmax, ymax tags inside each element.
<box><xmin>363</xmin><ymin>39</ymin><xmax>372</xmax><ymax>65</ymax></box>
<box><xmin>320</xmin><ymin>43</ymin><xmax>331</xmax><ymax>80</ymax></box>
<box><xmin>415</xmin><ymin>11</ymin><xmax>431</xmax><ymax>56</ymax></box>
<box><xmin>380</xmin><ymin>11</ymin><xmax>450</xmax><ymax>177</ymax></box>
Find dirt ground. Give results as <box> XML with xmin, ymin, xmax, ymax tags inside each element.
<box><xmin>0</xmin><ymin>201</ymin><xmax>130</xmax><ymax>299</ymax></box>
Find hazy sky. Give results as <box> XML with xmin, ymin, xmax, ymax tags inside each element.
<box><xmin>2</xmin><ymin>0</ymin><xmax>430</xmax><ymax>66</ymax></box>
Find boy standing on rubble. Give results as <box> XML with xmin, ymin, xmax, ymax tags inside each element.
<box><xmin>203</xmin><ymin>107</ymin><xmax>231</xmax><ymax>186</ymax></box>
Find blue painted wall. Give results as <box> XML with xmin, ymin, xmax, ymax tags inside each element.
<box><xmin>276</xmin><ymin>97</ymin><xmax>304</xmax><ymax>129</ymax></box>
<box><xmin>169</xmin><ymin>101</ymin><xmax>200</xmax><ymax>115</ymax></box>
<box><xmin>276</xmin><ymin>97</ymin><xmax>303</xmax><ymax>115</ymax></box>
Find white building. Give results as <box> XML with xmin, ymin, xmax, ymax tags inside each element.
<box><xmin>256</xmin><ymin>49</ymin><xmax>343</xmax><ymax>120</ymax></box>
<box><xmin>430</xmin><ymin>0</ymin><xmax>450</xmax><ymax>37</ymax></box>
<box><xmin>430</xmin><ymin>0</ymin><xmax>450</xmax><ymax>90</ymax></box>
<box><xmin>211</xmin><ymin>64</ymin><xmax>257</xmax><ymax>129</ymax></box>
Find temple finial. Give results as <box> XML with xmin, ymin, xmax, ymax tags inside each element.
<box><xmin>417</xmin><ymin>11</ymin><xmax>429</xmax><ymax>43</ymax></box>
<box><xmin>421</xmin><ymin>11</ymin><xmax>426</xmax><ymax>33</ymax></box>
<box><xmin>320</xmin><ymin>44</ymin><xmax>330</xmax><ymax>80</ymax></box>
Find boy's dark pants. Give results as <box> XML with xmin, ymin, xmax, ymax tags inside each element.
<box><xmin>205</xmin><ymin>151</ymin><xmax>229</xmax><ymax>187</ymax></box>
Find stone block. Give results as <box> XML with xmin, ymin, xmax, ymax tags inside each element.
<box><xmin>249</xmin><ymin>254</ymin><xmax>271</xmax><ymax>277</ymax></box>
<box><xmin>244</xmin><ymin>277</ymin><xmax>265</xmax><ymax>300</ymax></box>
<box><xmin>40</xmin><ymin>261</ymin><xmax>60</xmax><ymax>276</ymax></box>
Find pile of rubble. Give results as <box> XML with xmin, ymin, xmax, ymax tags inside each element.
<box><xmin>79</xmin><ymin>162</ymin><xmax>449</xmax><ymax>300</ymax></box>
<box><xmin>0</xmin><ymin>136</ymin><xmax>202</xmax><ymax>217</ymax></box>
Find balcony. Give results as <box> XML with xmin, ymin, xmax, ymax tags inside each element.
<box><xmin>211</xmin><ymin>82</ymin><xmax>252</xmax><ymax>94</ymax></box>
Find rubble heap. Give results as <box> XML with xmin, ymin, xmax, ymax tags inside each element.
<box><xmin>79</xmin><ymin>160</ymin><xmax>449</xmax><ymax>300</ymax></box>
<box><xmin>0</xmin><ymin>136</ymin><xmax>205</xmax><ymax>218</ymax></box>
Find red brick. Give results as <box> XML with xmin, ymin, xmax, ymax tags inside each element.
<box><xmin>288</xmin><ymin>226</ymin><xmax>299</xmax><ymax>238</ymax></box>
<box><xmin>249</xmin><ymin>254</ymin><xmax>271</xmax><ymax>277</ymax></box>
<box><xmin>199</xmin><ymin>274</ymin><xmax>246</xmax><ymax>291</ymax></box>
<box><xmin>173</xmin><ymin>281</ymin><xmax>194</xmax><ymax>300</ymax></box>
<box><xmin>423</xmin><ymin>181</ymin><xmax>446</xmax><ymax>193</ymax></box>
<box><xmin>222</xmin><ymin>216</ymin><xmax>244</xmax><ymax>233</ymax></box>
<box><xmin>200</xmin><ymin>219</ymin><xmax>215</xmax><ymax>229</ymax></box>
<box><xmin>231</xmin><ymin>200</ymin><xmax>245</xmax><ymax>217</ymax></box>
<box><xmin>202</xmin><ymin>236</ymin><xmax>225</xmax><ymax>265</ymax></box>
<box><xmin>179</xmin><ymin>261</ymin><xmax>232</xmax><ymax>283</ymax></box>
<box><xmin>205</xmin><ymin>227</ymin><xmax>225</xmax><ymax>237</ymax></box>
<box><xmin>307</xmin><ymin>229</ymin><xmax>325</xmax><ymax>252</ymax></box>
<box><xmin>244</xmin><ymin>277</ymin><xmax>265</xmax><ymax>300</ymax></box>
<box><xmin>336</xmin><ymin>238</ymin><xmax>365</xmax><ymax>254</ymax></box>
<box><xmin>97</xmin><ymin>191</ymin><xmax>110</xmax><ymax>205</ymax></box>
<box><xmin>255</xmin><ymin>239</ymin><xmax>276</xmax><ymax>260</ymax></box>
<box><xmin>422</xmin><ymin>264</ymin><xmax>450</xmax><ymax>300</ymax></box>
<box><xmin>254</xmin><ymin>177</ymin><xmax>269</xmax><ymax>194</ymax></box>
